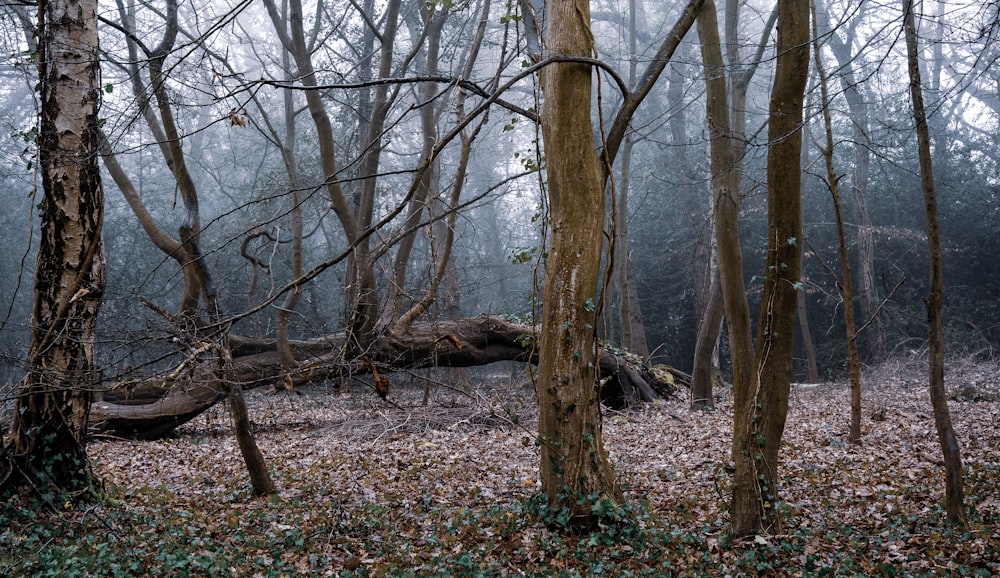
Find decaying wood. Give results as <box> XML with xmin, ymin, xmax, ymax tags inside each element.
<box><xmin>90</xmin><ymin>316</ymin><xmax>682</xmax><ymax>438</ymax></box>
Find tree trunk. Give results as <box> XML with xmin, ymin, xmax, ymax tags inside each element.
<box><xmin>731</xmin><ymin>0</ymin><xmax>809</xmax><ymax>537</ymax></box>
<box><xmin>275</xmin><ymin>48</ymin><xmax>305</xmax><ymax>372</ymax></box>
<box><xmin>796</xmin><ymin>288</ymin><xmax>820</xmax><ymax>383</ymax></box>
<box><xmin>697</xmin><ymin>0</ymin><xmax>751</xmax><ymax>415</ymax></box>
<box><xmin>384</xmin><ymin>7</ymin><xmax>448</xmax><ymax>326</ymax></box>
<box><xmin>797</xmin><ymin>98</ymin><xmax>820</xmax><ymax>385</ymax></box>
<box><xmin>691</xmin><ymin>275</ymin><xmax>724</xmax><ymax>409</ymax></box>
<box><xmin>612</xmin><ymin>0</ymin><xmax>649</xmax><ymax>359</ymax></box>
<box><xmin>811</xmin><ymin>21</ymin><xmax>863</xmax><ymax>442</ymax></box>
<box><xmin>6</xmin><ymin>0</ymin><xmax>106</xmax><ymax>496</ymax></box>
<box><xmin>101</xmin><ymin>0</ymin><xmax>216</xmax><ymax>321</ymax></box>
<box><xmin>262</xmin><ymin>0</ymin><xmax>378</xmax><ymax>348</ymax></box>
<box><xmin>820</xmin><ymin>0</ymin><xmax>883</xmax><ymax>362</ymax></box>
<box><xmin>902</xmin><ymin>0</ymin><xmax>968</xmax><ymax>528</ymax></box>
<box><xmin>219</xmin><ymin>346</ymin><xmax>276</xmax><ymax>496</ymax></box>
<box><xmin>690</xmin><ymin>0</ymin><xmax>778</xmax><ymax>410</ymax></box>
<box><xmin>535</xmin><ymin>0</ymin><xmax>623</xmax><ymax>528</ymax></box>
<box><xmin>614</xmin><ymin>133</ymin><xmax>650</xmax><ymax>358</ymax></box>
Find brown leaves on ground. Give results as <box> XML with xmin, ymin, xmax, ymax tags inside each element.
<box><xmin>12</xmin><ymin>359</ymin><xmax>999</xmax><ymax>575</ymax></box>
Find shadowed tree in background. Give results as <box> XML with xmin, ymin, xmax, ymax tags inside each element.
<box><xmin>817</xmin><ymin>0</ymin><xmax>883</xmax><ymax>362</ymax></box>
<box><xmin>4</xmin><ymin>0</ymin><xmax>106</xmax><ymax>495</ymax></box>
<box><xmin>610</xmin><ymin>0</ymin><xmax>649</xmax><ymax>359</ymax></box>
<box><xmin>811</xmin><ymin>11</ymin><xmax>863</xmax><ymax>443</ymax></box>
<box><xmin>689</xmin><ymin>0</ymin><xmax>778</xmax><ymax>409</ymax></box>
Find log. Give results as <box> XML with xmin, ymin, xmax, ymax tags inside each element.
<box><xmin>90</xmin><ymin>316</ymin><xmax>679</xmax><ymax>438</ymax></box>
<box><xmin>92</xmin><ymin>379</ymin><xmax>224</xmax><ymax>439</ymax></box>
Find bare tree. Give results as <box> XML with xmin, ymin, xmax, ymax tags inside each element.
<box><xmin>902</xmin><ymin>0</ymin><xmax>968</xmax><ymax>528</ymax></box>
<box><xmin>818</xmin><ymin>0</ymin><xmax>884</xmax><ymax>361</ymax></box>
<box><xmin>811</xmin><ymin>12</ymin><xmax>863</xmax><ymax>443</ymax></box>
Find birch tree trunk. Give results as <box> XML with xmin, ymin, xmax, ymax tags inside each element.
<box><xmin>7</xmin><ymin>0</ymin><xmax>106</xmax><ymax>495</ymax></box>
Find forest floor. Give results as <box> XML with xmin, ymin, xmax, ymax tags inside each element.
<box><xmin>4</xmin><ymin>357</ymin><xmax>1000</xmax><ymax>577</ymax></box>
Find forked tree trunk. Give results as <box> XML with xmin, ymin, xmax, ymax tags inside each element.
<box><xmin>690</xmin><ymin>0</ymin><xmax>778</xmax><ymax>409</ymax></box>
<box><xmin>7</xmin><ymin>0</ymin><xmax>106</xmax><ymax>495</ymax></box>
<box><xmin>696</xmin><ymin>0</ymin><xmax>751</xmax><ymax>415</ymax></box>
<box><xmin>262</xmin><ymin>0</ymin><xmax>380</xmax><ymax>350</ymax></box>
<box><xmin>902</xmin><ymin>0</ymin><xmax>968</xmax><ymax>528</ymax></box>
<box><xmin>536</xmin><ymin>0</ymin><xmax>623</xmax><ymax>523</ymax></box>
<box><xmin>730</xmin><ymin>0</ymin><xmax>808</xmax><ymax>537</ymax></box>
<box><xmin>699</xmin><ymin>0</ymin><xmax>755</xmax><ymax>470</ymax></box>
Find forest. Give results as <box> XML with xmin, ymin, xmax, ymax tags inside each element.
<box><xmin>1</xmin><ymin>0</ymin><xmax>999</xmax><ymax>575</ymax></box>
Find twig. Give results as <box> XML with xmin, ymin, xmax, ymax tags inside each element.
<box><xmin>856</xmin><ymin>276</ymin><xmax>906</xmax><ymax>337</ymax></box>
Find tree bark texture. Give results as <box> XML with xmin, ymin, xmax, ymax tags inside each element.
<box><xmin>731</xmin><ymin>0</ymin><xmax>809</xmax><ymax>537</ymax></box>
<box><xmin>7</xmin><ymin>0</ymin><xmax>106</xmax><ymax>494</ymax></box>
<box><xmin>902</xmin><ymin>0</ymin><xmax>968</xmax><ymax>528</ymax></box>
<box><xmin>536</xmin><ymin>0</ymin><xmax>623</xmax><ymax>527</ymax></box>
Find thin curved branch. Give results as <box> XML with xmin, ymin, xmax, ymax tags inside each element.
<box><xmin>254</xmin><ymin>55</ymin><xmax>632</xmax><ymax>124</ymax></box>
<box><xmin>601</xmin><ymin>0</ymin><xmax>707</xmax><ymax>177</ymax></box>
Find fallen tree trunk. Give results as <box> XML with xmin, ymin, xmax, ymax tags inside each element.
<box><xmin>91</xmin><ymin>315</ymin><xmax>683</xmax><ymax>438</ymax></box>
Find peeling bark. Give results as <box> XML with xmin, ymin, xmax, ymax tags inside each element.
<box><xmin>6</xmin><ymin>0</ymin><xmax>106</xmax><ymax>495</ymax></box>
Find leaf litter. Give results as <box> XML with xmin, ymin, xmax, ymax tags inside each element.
<box><xmin>6</xmin><ymin>359</ymin><xmax>1000</xmax><ymax>576</ymax></box>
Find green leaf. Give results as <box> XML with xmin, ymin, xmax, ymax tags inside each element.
<box><xmin>104</xmin><ymin>83</ymin><xmax>114</xmax><ymax>94</ymax></box>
